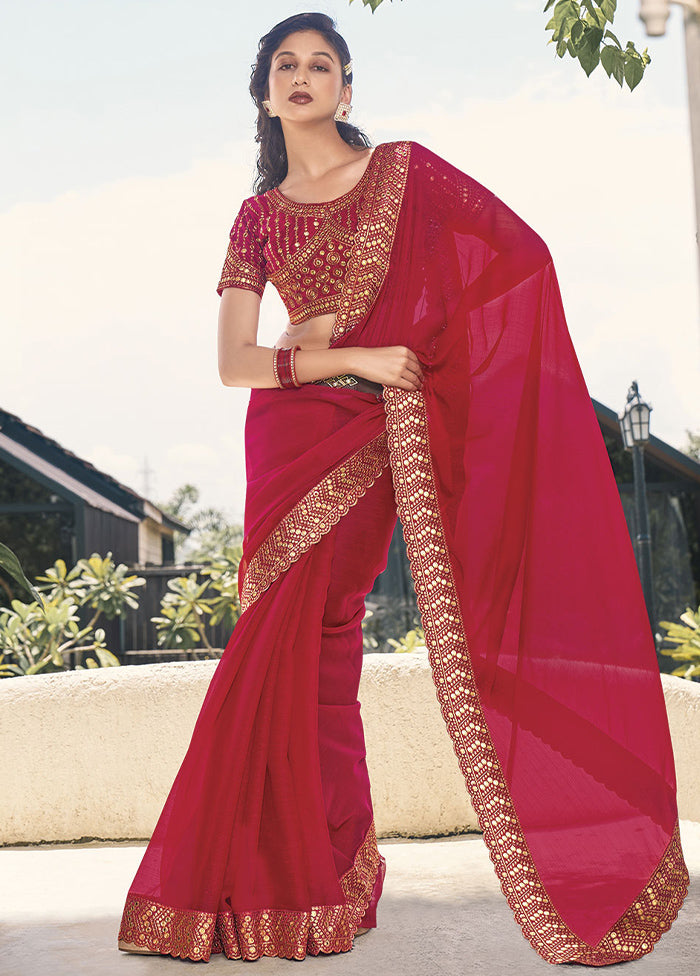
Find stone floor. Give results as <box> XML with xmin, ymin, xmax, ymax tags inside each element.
<box><xmin>1</xmin><ymin>821</ymin><xmax>698</xmax><ymax>976</ymax></box>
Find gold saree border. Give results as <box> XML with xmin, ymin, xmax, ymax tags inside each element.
<box><xmin>239</xmin><ymin>430</ymin><xmax>390</xmax><ymax>614</ymax></box>
<box><xmin>118</xmin><ymin>818</ymin><xmax>382</xmax><ymax>962</ymax></box>
<box><xmin>329</xmin><ymin>140</ymin><xmax>412</xmax><ymax>346</ymax></box>
<box><xmin>382</xmin><ymin>386</ymin><xmax>690</xmax><ymax>966</ymax></box>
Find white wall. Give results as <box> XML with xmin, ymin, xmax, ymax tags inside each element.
<box><xmin>0</xmin><ymin>651</ymin><xmax>696</xmax><ymax>845</ymax></box>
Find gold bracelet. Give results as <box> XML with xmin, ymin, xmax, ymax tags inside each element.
<box><xmin>289</xmin><ymin>346</ymin><xmax>301</xmax><ymax>388</ymax></box>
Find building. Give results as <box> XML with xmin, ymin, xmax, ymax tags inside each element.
<box><xmin>0</xmin><ymin>407</ymin><xmax>189</xmax><ymax>592</ymax></box>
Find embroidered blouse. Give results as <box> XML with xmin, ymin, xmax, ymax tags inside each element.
<box><xmin>216</xmin><ymin>144</ymin><xmax>385</xmax><ymax>326</ymax></box>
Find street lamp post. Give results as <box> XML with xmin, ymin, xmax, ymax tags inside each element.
<box><xmin>618</xmin><ymin>380</ymin><xmax>658</xmax><ymax>642</ymax></box>
<box><xmin>640</xmin><ymin>1</ymin><xmax>700</xmax><ymax>306</ymax></box>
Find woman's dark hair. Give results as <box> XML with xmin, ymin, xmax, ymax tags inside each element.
<box><xmin>249</xmin><ymin>12</ymin><xmax>372</xmax><ymax>194</ymax></box>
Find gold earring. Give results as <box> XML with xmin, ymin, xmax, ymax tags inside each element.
<box><xmin>262</xmin><ymin>99</ymin><xmax>277</xmax><ymax>118</ymax></box>
<box><xmin>334</xmin><ymin>101</ymin><xmax>352</xmax><ymax>123</ymax></box>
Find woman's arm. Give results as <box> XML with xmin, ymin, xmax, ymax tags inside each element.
<box><xmin>217</xmin><ymin>288</ymin><xmax>357</xmax><ymax>388</ymax></box>
<box><xmin>218</xmin><ymin>288</ymin><xmax>423</xmax><ymax>390</ymax></box>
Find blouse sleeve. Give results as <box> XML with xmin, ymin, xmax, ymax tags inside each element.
<box><xmin>216</xmin><ymin>198</ymin><xmax>267</xmax><ymax>298</ymax></box>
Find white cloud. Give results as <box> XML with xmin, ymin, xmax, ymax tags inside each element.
<box><xmin>2</xmin><ymin>67</ymin><xmax>699</xmax><ymax>524</ymax></box>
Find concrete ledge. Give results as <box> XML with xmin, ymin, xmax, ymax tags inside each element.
<box><xmin>0</xmin><ymin>651</ymin><xmax>697</xmax><ymax>845</ymax></box>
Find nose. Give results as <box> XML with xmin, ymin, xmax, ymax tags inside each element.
<box><xmin>293</xmin><ymin>71</ymin><xmax>308</xmax><ymax>86</ymax></box>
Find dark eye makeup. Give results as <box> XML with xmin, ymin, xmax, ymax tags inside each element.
<box><xmin>279</xmin><ymin>63</ymin><xmax>329</xmax><ymax>71</ymax></box>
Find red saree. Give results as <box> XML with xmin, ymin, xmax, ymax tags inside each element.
<box><xmin>118</xmin><ymin>140</ymin><xmax>689</xmax><ymax>964</ymax></box>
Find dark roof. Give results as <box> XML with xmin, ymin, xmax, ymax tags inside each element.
<box><xmin>0</xmin><ymin>407</ymin><xmax>191</xmax><ymax>533</ymax></box>
<box><xmin>592</xmin><ymin>398</ymin><xmax>700</xmax><ymax>485</ymax></box>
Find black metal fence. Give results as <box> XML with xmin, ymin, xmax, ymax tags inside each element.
<box><xmin>93</xmin><ymin>564</ymin><xmax>233</xmax><ymax>663</ymax></box>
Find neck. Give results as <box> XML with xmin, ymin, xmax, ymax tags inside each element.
<box><xmin>279</xmin><ymin>125</ymin><xmax>364</xmax><ymax>182</ymax></box>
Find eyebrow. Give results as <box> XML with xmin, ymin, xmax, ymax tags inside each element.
<box><xmin>273</xmin><ymin>51</ymin><xmax>335</xmax><ymax>62</ymax></box>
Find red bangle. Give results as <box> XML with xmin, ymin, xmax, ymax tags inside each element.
<box><xmin>278</xmin><ymin>348</ymin><xmax>293</xmax><ymax>388</ymax></box>
<box><xmin>276</xmin><ymin>345</ymin><xmax>301</xmax><ymax>389</ymax></box>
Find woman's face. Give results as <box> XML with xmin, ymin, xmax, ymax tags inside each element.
<box><xmin>266</xmin><ymin>30</ymin><xmax>350</xmax><ymax>124</ymax></box>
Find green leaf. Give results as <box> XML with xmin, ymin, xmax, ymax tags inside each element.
<box><xmin>50</xmin><ymin>647</ymin><xmax>65</xmax><ymax>667</ymax></box>
<box><xmin>0</xmin><ymin>543</ymin><xmax>45</xmax><ymax>606</ymax></box>
<box><xmin>94</xmin><ymin>646</ymin><xmax>121</xmax><ymax>668</ymax></box>
<box><xmin>624</xmin><ymin>55</ymin><xmax>645</xmax><ymax>91</ymax></box>
<box><xmin>26</xmin><ymin>660</ymin><xmax>49</xmax><ymax>675</ymax></box>
<box><xmin>585</xmin><ymin>25</ymin><xmax>605</xmax><ymax>48</ymax></box>
<box><xmin>570</xmin><ymin>19</ymin><xmax>585</xmax><ymax>47</ymax></box>
<box><xmin>600</xmin><ymin>44</ymin><xmax>615</xmax><ymax>77</ymax></box>
<box><xmin>581</xmin><ymin>0</ymin><xmax>606</xmax><ymax>26</ymax></box>
<box><xmin>578</xmin><ymin>42</ymin><xmax>601</xmax><ymax>76</ymax></box>
<box><xmin>601</xmin><ymin>45</ymin><xmax>624</xmax><ymax>85</ymax></box>
<box><xmin>604</xmin><ymin>28</ymin><xmax>621</xmax><ymax>48</ymax></box>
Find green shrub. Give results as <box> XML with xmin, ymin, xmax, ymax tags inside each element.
<box><xmin>151</xmin><ymin>546</ymin><xmax>241</xmax><ymax>652</ymax></box>
<box><xmin>658</xmin><ymin>606</ymin><xmax>700</xmax><ymax>680</ymax></box>
<box><xmin>0</xmin><ymin>551</ymin><xmax>144</xmax><ymax>677</ymax></box>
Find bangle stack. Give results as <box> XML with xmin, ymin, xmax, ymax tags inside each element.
<box><xmin>272</xmin><ymin>345</ymin><xmax>302</xmax><ymax>389</ymax></box>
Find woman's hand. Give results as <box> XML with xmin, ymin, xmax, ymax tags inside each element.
<box><xmin>348</xmin><ymin>346</ymin><xmax>425</xmax><ymax>391</ymax></box>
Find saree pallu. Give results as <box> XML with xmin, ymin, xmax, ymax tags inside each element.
<box><xmin>119</xmin><ymin>139</ymin><xmax>690</xmax><ymax>965</ymax></box>
<box><xmin>320</xmin><ymin>139</ymin><xmax>689</xmax><ymax>964</ymax></box>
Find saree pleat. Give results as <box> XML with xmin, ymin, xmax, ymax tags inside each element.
<box><xmin>119</xmin><ymin>387</ymin><xmax>395</xmax><ymax>961</ymax></box>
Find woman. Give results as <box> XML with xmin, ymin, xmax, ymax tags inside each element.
<box><xmin>118</xmin><ymin>11</ymin><xmax>690</xmax><ymax>965</ymax></box>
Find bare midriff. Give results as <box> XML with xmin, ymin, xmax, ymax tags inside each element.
<box><xmin>273</xmin><ymin>311</ymin><xmax>338</xmax><ymax>352</ymax></box>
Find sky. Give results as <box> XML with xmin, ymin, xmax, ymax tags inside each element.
<box><xmin>2</xmin><ymin>0</ymin><xmax>699</xmax><ymax>523</ymax></box>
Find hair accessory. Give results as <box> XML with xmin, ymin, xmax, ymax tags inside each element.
<box><xmin>334</xmin><ymin>101</ymin><xmax>352</xmax><ymax>123</ymax></box>
<box><xmin>343</xmin><ymin>59</ymin><xmax>353</xmax><ymax>75</ymax></box>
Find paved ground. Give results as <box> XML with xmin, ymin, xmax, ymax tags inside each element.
<box><xmin>1</xmin><ymin>821</ymin><xmax>698</xmax><ymax>976</ymax></box>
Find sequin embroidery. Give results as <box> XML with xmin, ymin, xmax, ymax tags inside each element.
<box><xmin>215</xmin><ymin>143</ymin><xmax>408</xmax><ymax>329</ymax></box>
<box><xmin>117</xmin><ymin>818</ymin><xmax>382</xmax><ymax>961</ymax></box>
<box><xmin>240</xmin><ymin>430</ymin><xmax>390</xmax><ymax>614</ymax></box>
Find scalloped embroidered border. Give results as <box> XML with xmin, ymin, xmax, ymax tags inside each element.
<box><xmin>329</xmin><ymin>141</ymin><xmax>411</xmax><ymax>346</ymax></box>
<box><xmin>118</xmin><ymin>818</ymin><xmax>382</xmax><ymax>962</ymax></box>
<box><xmin>239</xmin><ymin>430</ymin><xmax>390</xmax><ymax>614</ymax></box>
<box><xmin>382</xmin><ymin>385</ymin><xmax>690</xmax><ymax>966</ymax></box>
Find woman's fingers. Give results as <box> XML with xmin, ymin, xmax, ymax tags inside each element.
<box><xmin>353</xmin><ymin>345</ymin><xmax>425</xmax><ymax>389</ymax></box>
<box><xmin>406</xmin><ymin>357</ymin><xmax>425</xmax><ymax>386</ymax></box>
<box><xmin>400</xmin><ymin>365</ymin><xmax>424</xmax><ymax>390</ymax></box>
<box><xmin>396</xmin><ymin>348</ymin><xmax>424</xmax><ymax>387</ymax></box>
